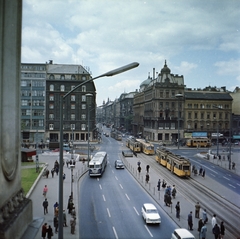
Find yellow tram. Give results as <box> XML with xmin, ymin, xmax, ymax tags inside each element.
<box><xmin>155</xmin><ymin>147</ymin><xmax>191</xmax><ymax>177</ymax></box>
<box><xmin>186</xmin><ymin>138</ymin><xmax>211</xmax><ymax>147</ymax></box>
<box><xmin>155</xmin><ymin>147</ymin><xmax>172</xmax><ymax>167</ymax></box>
<box><xmin>136</xmin><ymin>139</ymin><xmax>155</xmax><ymax>155</ymax></box>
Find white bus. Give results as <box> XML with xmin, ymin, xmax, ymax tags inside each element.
<box><xmin>89</xmin><ymin>151</ymin><xmax>107</xmax><ymax>176</ymax></box>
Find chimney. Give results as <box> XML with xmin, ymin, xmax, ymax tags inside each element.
<box><xmin>153</xmin><ymin>68</ymin><xmax>155</xmax><ymax>80</ymax></box>
<box><xmin>49</xmin><ymin>60</ymin><xmax>53</xmax><ymax>64</ymax></box>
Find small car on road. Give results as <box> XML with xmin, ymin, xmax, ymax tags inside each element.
<box><xmin>141</xmin><ymin>203</ymin><xmax>161</xmax><ymax>224</ymax></box>
<box><xmin>115</xmin><ymin>159</ymin><xmax>125</xmax><ymax>169</ymax></box>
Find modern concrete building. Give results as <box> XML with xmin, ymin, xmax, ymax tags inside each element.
<box><xmin>21</xmin><ymin>63</ymin><xmax>46</xmax><ymax>145</ymax></box>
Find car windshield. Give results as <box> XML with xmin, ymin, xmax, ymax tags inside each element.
<box><xmin>147</xmin><ymin>209</ymin><xmax>157</xmax><ymax>213</ymax></box>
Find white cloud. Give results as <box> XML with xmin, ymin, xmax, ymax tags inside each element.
<box><xmin>22</xmin><ymin>0</ymin><xmax>240</xmax><ymax>105</ymax></box>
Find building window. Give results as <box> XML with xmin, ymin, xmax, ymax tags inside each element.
<box><xmin>49</xmin><ymin>114</ymin><xmax>54</xmax><ymax>120</ymax></box>
<box><xmin>50</xmin><ymin>84</ymin><xmax>54</xmax><ymax>91</ymax></box>
<box><xmin>194</xmin><ymin>122</ymin><xmax>197</xmax><ymax>129</ymax></box>
<box><xmin>21</xmin><ymin>100</ymin><xmax>28</xmax><ymax>106</ymax></box>
<box><xmin>71</xmin><ymin>124</ymin><xmax>75</xmax><ymax>130</ymax></box>
<box><xmin>49</xmin><ymin>104</ymin><xmax>54</xmax><ymax>109</ymax></box>
<box><xmin>49</xmin><ymin>124</ymin><xmax>54</xmax><ymax>130</ymax></box>
<box><xmin>188</xmin><ymin>112</ymin><xmax>192</xmax><ymax>119</ymax></box>
<box><xmin>201</xmin><ymin>112</ymin><xmax>204</xmax><ymax>119</ymax></box>
<box><xmin>71</xmin><ymin>85</ymin><xmax>75</xmax><ymax>90</ymax></box>
<box><xmin>71</xmin><ymin>104</ymin><xmax>75</xmax><ymax>109</ymax></box>
<box><xmin>39</xmin><ymin>120</ymin><xmax>43</xmax><ymax>127</ymax></box>
<box><xmin>71</xmin><ymin>75</ymin><xmax>76</xmax><ymax>80</ymax></box>
<box><xmin>160</xmin><ymin>91</ymin><xmax>163</xmax><ymax>98</ymax></box>
<box><xmin>71</xmin><ymin>95</ymin><xmax>75</xmax><ymax>101</ymax></box>
<box><xmin>219</xmin><ymin>112</ymin><xmax>222</xmax><ymax>119</ymax></box>
<box><xmin>60</xmin><ymin>85</ymin><xmax>65</xmax><ymax>91</ymax></box>
<box><xmin>49</xmin><ymin>74</ymin><xmax>54</xmax><ymax>80</ymax></box>
<box><xmin>82</xmin><ymin>76</ymin><xmax>86</xmax><ymax>81</ymax></box>
<box><xmin>81</xmin><ymin>114</ymin><xmax>86</xmax><ymax>120</ymax></box>
<box><xmin>194</xmin><ymin>112</ymin><xmax>198</xmax><ymax>119</ymax></box>
<box><xmin>82</xmin><ymin>85</ymin><xmax>86</xmax><ymax>92</ymax></box>
<box><xmin>81</xmin><ymin>124</ymin><xmax>86</xmax><ymax>130</ymax></box>
<box><xmin>171</xmin><ymin>90</ymin><xmax>175</xmax><ymax>97</ymax></box>
<box><xmin>206</xmin><ymin>104</ymin><xmax>211</xmax><ymax>109</ymax></box>
<box><xmin>60</xmin><ymin>75</ymin><xmax>65</xmax><ymax>80</ymax></box>
<box><xmin>71</xmin><ymin>114</ymin><xmax>75</xmax><ymax>120</ymax></box>
<box><xmin>49</xmin><ymin>95</ymin><xmax>54</xmax><ymax>101</ymax></box>
<box><xmin>159</xmin><ymin>102</ymin><xmax>163</xmax><ymax>109</ymax></box>
<box><xmin>166</xmin><ymin>91</ymin><xmax>169</xmax><ymax>98</ymax></box>
<box><xmin>207</xmin><ymin>112</ymin><xmax>210</xmax><ymax>119</ymax></box>
<box><xmin>82</xmin><ymin>104</ymin><xmax>86</xmax><ymax>110</ymax></box>
<box><xmin>82</xmin><ymin>95</ymin><xmax>86</xmax><ymax>102</ymax></box>
<box><xmin>194</xmin><ymin>104</ymin><xmax>198</xmax><ymax>109</ymax></box>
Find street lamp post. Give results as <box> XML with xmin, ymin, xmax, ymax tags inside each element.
<box><xmin>71</xmin><ymin>124</ymin><xmax>74</xmax><ymax>199</ymax></box>
<box><xmin>176</xmin><ymin>94</ymin><xmax>183</xmax><ymax>149</ymax></box>
<box><xmin>58</xmin><ymin>62</ymin><xmax>139</xmax><ymax>239</ymax></box>
<box><xmin>86</xmin><ymin>93</ymin><xmax>93</xmax><ymax>166</ymax></box>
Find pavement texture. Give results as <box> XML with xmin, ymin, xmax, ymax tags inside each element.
<box><xmin>21</xmin><ymin>152</ymin><xmax>88</xmax><ymax>239</ymax></box>
<box><xmin>121</xmin><ymin>145</ymin><xmax>240</xmax><ymax>239</ymax></box>
<box><xmin>21</xmin><ymin>145</ymin><xmax>239</xmax><ymax>239</ymax></box>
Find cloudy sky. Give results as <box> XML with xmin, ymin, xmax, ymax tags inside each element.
<box><xmin>22</xmin><ymin>0</ymin><xmax>240</xmax><ymax>106</ymax></box>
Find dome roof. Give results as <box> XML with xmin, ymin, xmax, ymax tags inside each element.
<box><xmin>161</xmin><ymin>60</ymin><xmax>171</xmax><ymax>74</ymax></box>
<box><xmin>140</xmin><ymin>75</ymin><xmax>151</xmax><ymax>88</ymax></box>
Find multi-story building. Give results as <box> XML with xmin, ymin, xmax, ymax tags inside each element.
<box><xmin>184</xmin><ymin>87</ymin><xmax>233</xmax><ymax>139</ymax></box>
<box><xmin>45</xmin><ymin>61</ymin><xmax>96</xmax><ymax>142</ymax></box>
<box><xmin>21</xmin><ymin>61</ymin><xmax>96</xmax><ymax>144</ymax></box>
<box><xmin>133</xmin><ymin>61</ymin><xmax>185</xmax><ymax>142</ymax></box>
<box><xmin>21</xmin><ymin>63</ymin><xmax>46</xmax><ymax>144</ymax></box>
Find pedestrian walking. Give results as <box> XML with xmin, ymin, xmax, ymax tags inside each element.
<box><xmin>45</xmin><ymin>169</ymin><xmax>49</xmax><ymax>178</ymax></box>
<box><xmin>51</xmin><ymin>168</ymin><xmax>55</xmax><ymax>178</ymax></box>
<box><xmin>146</xmin><ymin>165</ymin><xmax>150</xmax><ymax>173</ymax></box>
<box><xmin>172</xmin><ymin>185</ymin><xmax>177</xmax><ymax>198</ymax></box>
<box><xmin>55</xmin><ymin>166</ymin><xmax>59</xmax><ymax>176</ymax></box>
<box><xmin>212</xmin><ymin>214</ymin><xmax>217</xmax><ymax>228</ymax></box>
<box><xmin>42</xmin><ymin>223</ymin><xmax>48</xmax><ymax>239</ymax></box>
<box><xmin>175</xmin><ymin>201</ymin><xmax>180</xmax><ymax>218</ymax></box>
<box><xmin>66</xmin><ymin>159</ymin><xmax>69</xmax><ymax>168</ymax></box>
<box><xmin>43</xmin><ymin>185</ymin><xmax>48</xmax><ymax>198</ymax></box>
<box><xmin>212</xmin><ymin>223</ymin><xmax>220</xmax><ymax>239</ymax></box>
<box><xmin>192</xmin><ymin>164</ymin><xmax>195</xmax><ymax>173</ymax></box>
<box><xmin>70</xmin><ymin>216</ymin><xmax>76</xmax><ymax>234</ymax></box>
<box><xmin>47</xmin><ymin>225</ymin><xmax>53</xmax><ymax>239</ymax></box>
<box><xmin>137</xmin><ymin>160</ymin><xmax>141</xmax><ymax>167</ymax></box>
<box><xmin>198</xmin><ymin>218</ymin><xmax>204</xmax><ymax>238</ymax></box>
<box><xmin>63</xmin><ymin>209</ymin><xmax>68</xmax><ymax>227</ymax></box>
<box><xmin>63</xmin><ymin>173</ymin><xmax>66</xmax><ymax>181</ymax></box>
<box><xmin>199</xmin><ymin>166</ymin><xmax>203</xmax><ymax>175</ymax></box>
<box><xmin>188</xmin><ymin>211</ymin><xmax>193</xmax><ymax>230</ymax></box>
<box><xmin>157</xmin><ymin>179</ymin><xmax>161</xmax><ymax>191</ymax></box>
<box><xmin>195</xmin><ymin>202</ymin><xmax>201</xmax><ymax>218</ymax></box>
<box><xmin>162</xmin><ymin>179</ymin><xmax>166</xmax><ymax>189</ymax></box>
<box><xmin>202</xmin><ymin>169</ymin><xmax>205</xmax><ymax>178</ymax></box>
<box><xmin>220</xmin><ymin>221</ymin><xmax>225</xmax><ymax>238</ymax></box>
<box><xmin>42</xmin><ymin>198</ymin><xmax>48</xmax><ymax>215</ymax></box>
<box><xmin>145</xmin><ymin>173</ymin><xmax>149</xmax><ymax>183</ymax></box>
<box><xmin>137</xmin><ymin>165</ymin><xmax>141</xmax><ymax>174</ymax></box>
<box><xmin>202</xmin><ymin>209</ymin><xmax>208</xmax><ymax>224</ymax></box>
<box><xmin>200</xmin><ymin>223</ymin><xmax>207</xmax><ymax>239</ymax></box>
<box><xmin>53</xmin><ymin>216</ymin><xmax>58</xmax><ymax>233</ymax></box>
<box><xmin>68</xmin><ymin>199</ymin><xmax>74</xmax><ymax>214</ymax></box>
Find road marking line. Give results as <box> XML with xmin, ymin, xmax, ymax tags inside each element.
<box><xmin>223</xmin><ymin>176</ymin><xmax>230</xmax><ymax>181</ymax></box>
<box><xmin>237</xmin><ymin>183</ymin><xmax>240</xmax><ymax>187</ymax></box>
<box><xmin>102</xmin><ymin>195</ymin><xmax>106</xmax><ymax>201</ymax></box>
<box><xmin>97</xmin><ymin>178</ymin><xmax>99</xmax><ymax>181</ymax></box>
<box><xmin>107</xmin><ymin>208</ymin><xmax>111</xmax><ymax>217</ymax></box>
<box><xmin>115</xmin><ymin>176</ymin><xmax>118</xmax><ymax>180</ymax></box>
<box><xmin>228</xmin><ymin>184</ymin><xmax>236</xmax><ymax>188</ymax></box>
<box><xmin>119</xmin><ymin>184</ymin><xmax>123</xmax><ymax>189</ymax></box>
<box><xmin>125</xmin><ymin>194</ymin><xmax>130</xmax><ymax>200</ymax></box>
<box><xmin>99</xmin><ymin>184</ymin><xmax>102</xmax><ymax>190</ymax></box>
<box><xmin>144</xmin><ymin>225</ymin><xmax>153</xmax><ymax>237</ymax></box>
<box><xmin>133</xmin><ymin>207</ymin><xmax>139</xmax><ymax>215</ymax></box>
<box><xmin>210</xmin><ymin>173</ymin><xmax>216</xmax><ymax>177</ymax></box>
<box><xmin>112</xmin><ymin>227</ymin><xmax>118</xmax><ymax>239</ymax></box>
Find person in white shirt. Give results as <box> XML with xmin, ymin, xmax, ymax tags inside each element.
<box><xmin>212</xmin><ymin>214</ymin><xmax>217</xmax><ymax>228</ymax></box>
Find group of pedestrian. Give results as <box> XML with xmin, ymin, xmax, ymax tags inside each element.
<box><xmin>192</xmin><ymin>165</ymin><xmax>206</xmax><ymax>178</ymax></box>
<box><xmin>41</xmin><ymin>223</ymin><xmax>53</xmax><ymax>239</ymax></box>
<box><xmin>211</xmin><ymin>214</ymin><xmax>225</xmax><ymax>239</ymax></box>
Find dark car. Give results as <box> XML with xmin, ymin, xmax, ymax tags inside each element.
<box><xmin>115</xmin><ymin>159</ymin><xmax>125</xmax><ymax>169</ymax></box>
<box><xmin>105</xmin><ymin>133</ymin><xmax>109</xmax><ymax>137</ymax></box>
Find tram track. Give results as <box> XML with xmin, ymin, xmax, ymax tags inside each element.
<box><xmin>125</xmin><ymin>153</ymin><xmax>240</xmax><ymax>238</ymax></box>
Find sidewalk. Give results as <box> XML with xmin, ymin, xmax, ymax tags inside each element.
<box><xmin>121</xmin><ymin>147</ymin><xmax>240</xmax><ymax>239</ymax></box>
<box><xmin>21</xmin><ymin>152</ymin><xmax>88</xmax><ymax>239</ymax></box>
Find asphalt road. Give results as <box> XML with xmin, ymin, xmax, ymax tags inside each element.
<box><xmin>78</xmin><ymin>133</ymin><xmax>178</xmax><ymax>239</ymax></box>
